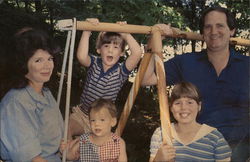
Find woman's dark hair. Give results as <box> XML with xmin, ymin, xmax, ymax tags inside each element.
<box><xmin>199</xmin><ymin>6</ymin><xmax>236</xmax><ymax>34</ymax></box>
<box><xmin>10</xmin><ymin>27</ymin><xmax>60</xmax><ymax>89</ymax></box>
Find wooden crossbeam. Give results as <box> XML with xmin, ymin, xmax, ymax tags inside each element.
<box><xmin>56</xmin><ymin>19</ymin><xmax>250</xmax><ymax>46</ymax></box>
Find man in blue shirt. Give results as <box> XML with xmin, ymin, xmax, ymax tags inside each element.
<box><xmin>143</xmin><ymin>6</ymin><xmax>249</xmax><ymax>162</ymax></box>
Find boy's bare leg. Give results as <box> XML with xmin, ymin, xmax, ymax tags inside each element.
<box><xmin>68</xmin><ymin>117</ymin><xmax>85</xmax><ymax>140</ymax></box>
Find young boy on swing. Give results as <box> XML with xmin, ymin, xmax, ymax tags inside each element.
<box><xmin>149</xmin><ymin>82</ymin><xmax>231</xmax><ymax>162</ymax></box>
<box><xmin>61</xmin><ymin>98</ymin><xmax>127</xmax><ymax>161</ymax></box>
<box><xmin>68</xmin><ymin>18</ymin><xmax>142</xmax><ymax>139</ymax></box>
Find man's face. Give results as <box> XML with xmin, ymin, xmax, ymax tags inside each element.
<box><xmin>202</xmin><ymin>11</ymin><xmax>235</xmax><ymax>52</ymax></box>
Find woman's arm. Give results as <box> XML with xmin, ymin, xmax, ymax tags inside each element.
<box><xmin>214</xmin><ymin>130</ymin><xmax>232</xmax><ymax>162</ymax></box>
<box><xmin>1</xmin><ymin>96</ymin><xmax>43</xmax><ymax>161</ymax></box>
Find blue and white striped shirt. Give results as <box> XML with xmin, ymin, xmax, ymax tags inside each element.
<box><xmin>80</xmin><ymin>55</ymin><xmax>130</xmax><ymax>114</ymax></box>
<box><xmin>150</xmin><ymin>124</ymin><xmax>231</xmax><ymax>161</ymax></box>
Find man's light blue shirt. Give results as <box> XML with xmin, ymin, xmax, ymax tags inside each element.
<box><xmin>0</xmin><ymin>86</ymin><xmax>64</xmax><ymax>162</ymax></box>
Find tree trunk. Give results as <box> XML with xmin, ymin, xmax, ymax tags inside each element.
<box><xmin>191</xmin><ymin>0</ymin><xmax>196</xmax><ymax>52</ymax></box>
<box><xmin>35</xmin><ymin>0</ymin><xmax>42</xmax><ymax>13</ymax></box>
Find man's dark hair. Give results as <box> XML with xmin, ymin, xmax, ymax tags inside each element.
<box><xmin>199</xmin><ymin>6</ymin><xmax>236</xmax><ymax>34</ymax></box>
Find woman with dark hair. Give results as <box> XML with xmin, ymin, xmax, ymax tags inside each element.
<box><xmin>0</xmin><ymin>28</ymin><xmax>64</xmax><ymax>162</ymax></box>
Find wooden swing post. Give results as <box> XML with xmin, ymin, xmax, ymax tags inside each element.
<box><xmin>115</xmin><ymin>53</ymin><xmax>152</xmax><ymax>136</ymax></box>
<box><xmin>150</xmin><ymin>27</ymin><xmax>173</xmax><ymax>145</ymax></box>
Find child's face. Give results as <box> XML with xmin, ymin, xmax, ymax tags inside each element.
<box><xmin>89</xmin><ymin>107</ymin><xmax>116</xmax><ymax>137</ymax></box>
<box><xmin>171</xmin><ymin>97</ymin><xmax>201</xmax><ymax>125</ymax></box>
<box><xmin>97</xmin><ymin>42</ymin><xmax>123</xmax><ymax>71</ymax></box>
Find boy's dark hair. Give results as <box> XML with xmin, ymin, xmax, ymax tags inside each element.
<box><xmin>199</xmin><ymin>6</ymin><xmax>236</xmax><ymax>35</ymax></box>
<box><xmin>96</xmin><ymin>32</ymin><xmax>126</xmax><ymax>52</ymax></box>
<box><xmin>10</xmin><ymin>28</ymin><xmax>59</xmax><ymax>89</ymax></box>
<box><xmin>169</xmin><ymin>82</ymin><xmax>201</xmax><ymax>107</ymax></box>
<box><xmin>89</xmin><ymin>98</ymin><xmax>117</xmax><ymax>118</ymax></box>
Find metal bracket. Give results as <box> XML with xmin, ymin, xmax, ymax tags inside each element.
<box><xmin>56</xmin><ymin>19</ymin><xmax>74</xmax><ymax>31</ymax></box>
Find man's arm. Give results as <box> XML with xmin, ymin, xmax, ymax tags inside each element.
<box><xmin>141</xmin><ymin>51</ymin><xmax>157</xmax><ymax>86</ymax></box>
<box><xmin>141</xmin><ymin>35</ymin><xmax>158</xmax><ymax>86</ymax></box>
<box><xmin>141</xmin><ymin>24</ymin><xmax>173</xmax><ymax>86</ymax></box>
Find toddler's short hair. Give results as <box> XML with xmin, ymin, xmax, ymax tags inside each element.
<box><xmin>89</xmin><ymin>98</ymin><xmax>117</xmax><ymax>118</ymax></box>
<box><xmin>169</xmin><ymin>82</ymin><xmax>201</xmax><ymax>107</ymax></box>
<box><xmin>96</xmin><ymin>32</ymin><xmax>126</xmax><ymax>52</ymax></box>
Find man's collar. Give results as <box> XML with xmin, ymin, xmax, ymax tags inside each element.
<box><xmin>197</xmin><ymin>50</ymin><xmax>209</xmax><ymax>61</ymax></box>
<box><xmin>197</xmin><ymin>49</ymin><xmax>244</xmax><ymax>62</ymax></box>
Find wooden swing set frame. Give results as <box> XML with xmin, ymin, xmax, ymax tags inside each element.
<box><xmin>56</xmin><ymin>19</ymin><xmax>250</xmax><ymax>162</ymax></box>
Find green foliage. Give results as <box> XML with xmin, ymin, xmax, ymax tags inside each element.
<box><xmin>212</xmin><ymin>0</ymin><xmax>250</xmax><ymax>54</ymax></box>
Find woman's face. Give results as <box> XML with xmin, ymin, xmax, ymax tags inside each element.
<box><xmin>171</xmin><ymin>97</ymin><xmax>201</xmax><ymax>125</ymax></box>
<box><xmin>26</xmin><ymin>49</ymin><xmax>54</xmax><ymax>86</ymax></box>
